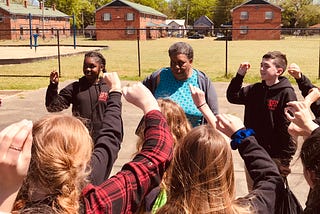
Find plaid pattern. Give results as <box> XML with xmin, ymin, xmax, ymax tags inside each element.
<box><xmin>82</xmin><ymin>110</ymin><xmax>173</xmax><ymax>214</ymax></box>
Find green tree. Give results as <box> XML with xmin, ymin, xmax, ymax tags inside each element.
<box><xmin>213</xmin><ymin>0</ymin><xmax>244</xmax><ymax>28</ymax></box>
<box><xmin>280</xmin><ymin>0</ymin><xmax>320</xmax><ymax>28</ymax></box>
<box><xmin>169</xmin><ymin>0</ymin><xmax>216</xmax><ymax>26</ymax></box>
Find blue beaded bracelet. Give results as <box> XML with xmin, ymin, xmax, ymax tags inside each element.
<box><xmin>230</xmin><ymin>128</ymin><xmax>255</xmax><ymax>150</ymax></box>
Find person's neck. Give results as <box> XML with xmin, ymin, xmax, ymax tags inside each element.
<box><xmin>265</xmin><ymin>78</ymin><xmax>279</xmax><ymax>86</ymax></box>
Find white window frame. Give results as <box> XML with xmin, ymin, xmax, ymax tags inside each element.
<box><xmin>240</xmin><ymin>11</ymin><xmax>248</xmax><ymax>20</ymax></box>
<box><xmin>0</xmin><ymin>14</ymin><xmax>3</xmax><ymax>22</ymax></box>
<box><xmin>240</xmin><ymin>26</ymin><xmax>248</xmax><ymax>34</ymax></box>
<box><xmin>103</xmin><ymin>13</ymin><xmax>111</xmax><ymax>21</ymax></box>
<box><xmin>265</xmin><ymin>11</ymin><xmax>273</xmax><ymax>20</ymax></box>
<box><xmin>126</xmin><ymin>27</ymin><xmax>135</xmax><ymax>35</ymax></box>
<box><xmin>126</xmin><ymin>13</ymin><xmax>134</xmax><ymax>21</ymax></box>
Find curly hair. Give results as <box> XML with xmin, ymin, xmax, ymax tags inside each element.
<box><xmin>168</xmin><ymin>42</ymin><xmax>194</xmax><ymax>60</ymax></box>
<box><xmin>13</xmin><ymin>114</ymin><xmax>93</xmax><ymax>214</ymax></box>
<box><xmin>84</xmin><ymin>51</ymin><xmax>107</xmax><ymax>73</ymax></box>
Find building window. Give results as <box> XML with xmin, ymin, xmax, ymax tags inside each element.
<box><xmin>103</xmin><ymin>13</ymin><xmax>111</xmax><ymax>21</ymax></box>
<box><xmin>240</xmin><ymin>11</ymin><xmax>248</xmax><ymax>20</ymax></box>
<box><xmin>240</xmin><ymin>26</ymin><xmax>248</xmax><ymax>34</ymax></box>
<box><xmin>126</xmin><ymin>13</ymin><xmax>134</xmax><ymax>21</ymax></box>
<box><xmin>265</xmin><ymin>11</ymin><xmax>273</xmax><ymax>20</ymax></box>
<box><xmin>126</xmin><ymin>27</ymin><xmax>135</xmax><ymax>35</ymax></box>
<box><xmin>0</xmin><ymin>14</ymin><xmax>3</xmax><ymax>22</ymax></box>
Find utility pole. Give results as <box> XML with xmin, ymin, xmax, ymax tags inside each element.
<box><xmin>41</xmin><ymin>0</ymin><xmax>45</xmax><ymax>39</ymax></box>
<box><xmin>186</xmin><ymin>4</ymin><xmax>189</xmax><ymax>27</ymax></box>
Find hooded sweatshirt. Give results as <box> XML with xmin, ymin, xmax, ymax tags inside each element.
<box><xmin>45</xmin><ymin>76</ymin><xmax>109</xmax><ymax>142</ymax></box>
<box><xmin>227</xmin><ymin>74</ymin><xmax>297</xmax><ymax>159</ymax></box>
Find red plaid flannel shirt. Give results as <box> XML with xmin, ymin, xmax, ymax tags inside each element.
<box><xmin>82</xmin><ymin>110</ymin><xmax>173</xmax><ymax>213</ymax></box>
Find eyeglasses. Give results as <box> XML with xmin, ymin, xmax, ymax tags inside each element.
<box><xmin>170</xmin><ymin>60</ymin><xmax>188</xmax><ymax>69</ymax></box>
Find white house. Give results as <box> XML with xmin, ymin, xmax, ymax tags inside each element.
<box><xmin>165</xmin><ymin>19</ymin><xmax>185</xmax><ymax>37</ymax></box>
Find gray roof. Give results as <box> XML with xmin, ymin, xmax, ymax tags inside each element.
<box><xmin>231</xmin><ymin>0</ymin><xmax>283</xmax><ymax>12</ymax></box>
<box><xmin>0</xmin><ymin>1</ymin><xmax>69</xmax><ymax>18</ymax></box>
<box><xmin>97</xmin><ymin>0</ymin><xmax>167</xmax><ymax>18</ymax></box>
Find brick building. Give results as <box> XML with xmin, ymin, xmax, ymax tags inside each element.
<box><xmin>95</xmin><ymin>0</ymin><xmax>167</xmax><ymax>40</ymax></box>
<box><xmin>0</xmin><ymin>0</ymin><xmax>70</xmax><ymax>40</ymax></box>
<box><xmin>231</xmin><ymin>0</ymin><xmax>283</xmax><ymax>40</ymax></box>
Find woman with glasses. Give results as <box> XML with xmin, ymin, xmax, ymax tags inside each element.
<box><xmin>142</xmin><ymin>42</ymin><xmax>219</xmax><ymax>127</ymax></box>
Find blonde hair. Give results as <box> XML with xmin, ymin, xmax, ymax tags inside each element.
<box><xmin>157</xmin><ymin>125</ymin><xmax>253</xmax><ymax>214</ymax></box>
<box><xmin>135</xmin><ymin>98</ymin><xmax>192</xmax><ymax>153</ymax></box>
<box><xmin>135</xmin><ymin>98</ymin><xmax>192</xmax><ymax>213</ymax></box>
<box><xmin>14</xmin><ymin>114</ymin><xmax>93</xmax><ymax>214</ymax></box>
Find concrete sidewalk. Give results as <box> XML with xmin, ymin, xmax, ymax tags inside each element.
<box><xmin>0</xmin><ymin>80</ymin><xmax>309</xmax><ymax>208</ymax></box>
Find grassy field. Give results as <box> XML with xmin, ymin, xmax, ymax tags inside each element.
<box><xmin>0</xmin><ymin>36</ymin><xmax>319</xmax><ymax>90</ymax></box>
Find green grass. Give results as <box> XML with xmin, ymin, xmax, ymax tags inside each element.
<box><xmin>0</xmin><ymin>35</ymin><xmax>319</xmax><ymax>90</ymax></box>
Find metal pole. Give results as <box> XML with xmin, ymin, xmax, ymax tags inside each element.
<box><xmin>225</xmin><ymin>29</ymin><xmax>228</xmax><ymax>77</ymax></box>
<box><xmin>42</xmin><ymin>0</ymin><xmax>45</xmax><ymax>40</ymax></box>
<box><xmin>57</xmin><ymin>29</ymin><xmax>61</xmax><ymax>77</ymax></box>
<box><xmin>137</xmin><ymin>29</ymin><xmax>141</xmax><ymax>77</ymax></box>
<box><xmin>73</xmin><ymin>14</ymin><xmax>76</xmax><ymax>49</ymax></box>
<box><xmin>318</xmin><ymin>34</ymin><xmax>320</xmax><ymax>79</ymax></box>
<box><xmin>29</xmin><ymin>13</ymin><xmax>32</xmax><ymax>49</ymax></box>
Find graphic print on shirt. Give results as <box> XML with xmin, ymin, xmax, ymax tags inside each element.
<box><xmin>99</xmin><ymin>92</ymin><xmax>108</xmax><ymax>102</ymax></box>
<box><xmin>267</xmin><ymin>99</ymin><xmax>278</xmax><ymax>110</ymax></box>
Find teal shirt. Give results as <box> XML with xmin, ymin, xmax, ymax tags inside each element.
<box><xmin>154</xmin><ymin>68</ymin><xmax>202</xmax><ymax>127</ymax></box>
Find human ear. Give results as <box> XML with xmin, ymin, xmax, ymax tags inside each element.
<box><xmin>277</xmin><ymin>67</ymin><xmax>283</xmax><ymax>75</ymax></box>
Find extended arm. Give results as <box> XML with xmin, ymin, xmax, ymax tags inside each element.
<box><xmin>216</xmin><ymin>114</ymin><xmax>283</xmax><ymax>213</ymax></box>
<box><xmin>226</xmin><ymin>63</ymin><xmax>250</xmax><ymax>105</ymax></box>
<box><xmin>189</xmin><ymin>84</ymin><xmax>216</xmax><ymax>128</ymax></box>
<box><xmin>89</xmin><ymin>72</ymin><xmax>124</xmax><ymax>185</ymax></box>
<box><xmin>82</xmin><ymin>83</ymin><xmax>173</xmax><ymax>214</ymax></box>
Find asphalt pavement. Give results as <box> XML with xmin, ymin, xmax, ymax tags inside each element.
<box><xmin>0</xmin><ymin>80</ymin><xmax>309</xmax><ymax>208</ymax></box>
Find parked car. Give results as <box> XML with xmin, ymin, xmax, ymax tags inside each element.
<box><xmin>214</xmin><ymin>32</ymin><xmax>232</xmax><ymax>41</ymax></box>
<box><xmin>188</xmin><ymin>33</ymin><xmax>204</xmax><ymax>39</ymax></box>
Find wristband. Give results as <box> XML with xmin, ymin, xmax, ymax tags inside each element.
<box><xmin>197</xmin><ymin>102</ymin><xmax>206</xmax><ymax>109</ymax></box>
<box><xmin>230</xmin><ymin>128</ymin><xmax>255</xmax><ymax>150</ymax></box>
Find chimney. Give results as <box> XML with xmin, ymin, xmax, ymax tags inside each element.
<box><xmin>6</xmin><ymin>0</ymin><xmax>9</xmax><ymax>7</ymax></box>
<box><xmin>52</xmin><ymin>3</ymin><xmax>56</xmax><ymax>11</ymax></box>
<box><xmin>23</xmin><ymin>0</ymin><xmax>27</xmax><ymax>8</ymax></box>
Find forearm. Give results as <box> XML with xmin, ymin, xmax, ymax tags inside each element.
<box><xmin>90</xmin><ymin>92</ymin><xmax>123</xmax><ymax>185</ymax></box>
<box><xmin>297</xmin><ymin>74</ymin><xmax>316</xmax><ymax>97</ymax></box>
<box><xmin>238</xmin><ymin>136</ymin><xmax>283</xmax><ymax>212</ymax></box>
<box><xmin>82</xmin><ymin>110</ymin><xmax>173</xmax><ymax>213</ymax></box>
<box><xmin>198</xmin><ymin>104</ymin><xmax>216</xmax><ymax>128</ymax></box>
<box><xmin>226</xmin><ymin>74</ymin><xmax>245</xmax><ymax>103</ymax></box>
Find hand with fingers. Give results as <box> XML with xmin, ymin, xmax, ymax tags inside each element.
<box><xmin>285</xmin><ymin>101</ymin><xmax>319</xmax><ymax>137</ymax></box>
<box><xmin>216</xmin><ymin>114</ymin><xmax>245</xmax><ymax>138</ymax></box>
<box><xmin>237</xmin><ymin>62</ymin><xmax>251</xmax><ymax>76</ymax></box>
<box><xmin>0</xmin><ymin>120</ymin><xmax>33</xmax><ymax>212</ymax></box>
<box><xmin>287</xmin><ymin>63</ymin><xmax>302</xmax><ymax>79</ymax></box>
<box><xmin>189</xmin><ymin>84</ymin><xmax>217</xmax><ymax>127</ymax></box>
<box><xmin>50</xmin><ymin>70</ymin><xmax>59</xmax><ymax>84</ymax></box>
<box><xmin>103</xmin><ymin>72</ymin><xmax>122</xmax><ymax>93</ymax></box>
<box><xmin>304</xmin><ymin>87</ymin><xmax>320</xmax><ymax>107</ymax></box>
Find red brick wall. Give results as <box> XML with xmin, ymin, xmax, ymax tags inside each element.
<box><xmin>232</xmin><ymin>4</ymin><xmax>281</xmax><ymax>40</ymax></box>
<box><xmin>96</xmin><ymin>6</ymin><xmax>166</xmax><ymax>40</ymax></box>
<box><xmin>0</xmin><ymin>8</ymin><xmax>70</xmax><ymax>40</ymax></box>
